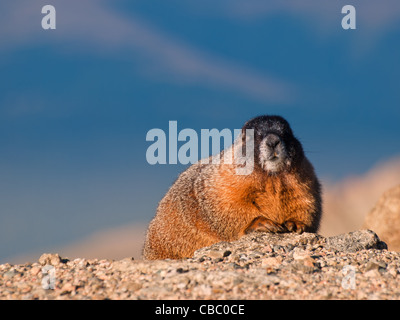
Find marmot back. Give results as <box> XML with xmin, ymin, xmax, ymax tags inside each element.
<box><xmin>143</xmin><ymin>115</ymin><xmax>322</xmax><ymax>260</ymax></box>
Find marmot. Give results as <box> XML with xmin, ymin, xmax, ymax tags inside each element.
<box><xmin>143</xmin><ymin>115</ymin><xmax>322</xmax><ymax>260</ymax></box>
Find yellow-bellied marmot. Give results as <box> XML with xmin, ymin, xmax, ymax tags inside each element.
<box><xmin>143</xmin><ymin>115</ymin><xmax>322</xmax><ymax>260</ymax></box>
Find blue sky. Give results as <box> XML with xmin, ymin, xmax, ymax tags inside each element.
<box><xmin>0</xmin><ymin>0</ymin><xmax>399</xmax><ymax>261</ymax></box>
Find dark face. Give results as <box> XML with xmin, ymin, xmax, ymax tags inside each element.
<box><xmin>242</xmin><ymin>115</ymin><xmax>304</xmax><ymax>173</ymax></box>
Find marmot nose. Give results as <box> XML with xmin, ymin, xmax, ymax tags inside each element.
<box><xmin>265</xmin><ymin>134</ymin><xmax>281</xmax><ymax>149</ymax></box>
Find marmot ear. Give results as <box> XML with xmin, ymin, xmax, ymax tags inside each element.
<box><xmin>241</xmin><ymin>115</ymin><xmax>263</xmax><ymax>131</ymax></box>
<box><xmin>241</xmin><ymin>119</ymin><xmax>252</xmax><ymax>132</ymax></box>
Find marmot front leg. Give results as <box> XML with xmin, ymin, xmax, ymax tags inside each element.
<box><xmin>244</xmin><ymin>216</ymin><xmax>286</xmax><ymax>234</ymax></box>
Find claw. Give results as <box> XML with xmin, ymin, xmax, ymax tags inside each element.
<box><xmin>244</xmin><ymin>216</ymin><xmax>285</xmax><ymax>234</ymax></box>
<box><xmin>284</xmin><ymin>220</ymin><xmax>306</xmax><ymax>234</ymax></box>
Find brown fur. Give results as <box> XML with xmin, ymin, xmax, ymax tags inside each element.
<box><xmin>143</xmin><ymin>117</ymin><xmax>322</xmax><ymax>260</ymax></box>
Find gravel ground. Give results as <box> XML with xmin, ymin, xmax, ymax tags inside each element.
<box><xmin>1</xmin><ymin>230</ymin><xmax>399</xmax><ymax>300</ymax></box>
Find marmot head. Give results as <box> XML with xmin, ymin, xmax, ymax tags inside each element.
<box><xmin>242</xmin><ymin>115</ymin><xmax>304</xmax><ymax>173</ymax></box>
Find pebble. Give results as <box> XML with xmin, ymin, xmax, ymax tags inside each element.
<box><xmin>261</xmin><ymin>257</ymin><xmax>282</xmax><ymax>268</ymax></box>
<box><xmin>3</xmin><ymin>269</ymin><xmax>19</xmax><ymax>279</ymax></box>
<box><xmin>38</xmin><ymin>253</ymin><xmax>62</xmax><ymax>266</ymax></box>
<box><xmin>30</xmin><ymin>266</ymin><xmax>41</xmax><ymax>276</ymax></box>
<box><xmin>60</xmin><ymin>283</ymin><xmax>75</xmax><ymax>294</ymax></box>
<box><xmin>365</xmin><ymin>260</ymin><xmax>386</xmax><ymax>272</ymax></box>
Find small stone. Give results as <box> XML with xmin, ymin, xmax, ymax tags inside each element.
<box><xmin>176</xmin><ymin>282</ymin><xmax>187</xmax><ymax>290</ymax></box>
<box><xmin>365</xmin><ymin>260</ymin><xmax>387</xmax><ymax>272</ymax></box>
<box><xmin>20</xmin><ymin>285</ymin><xmax>32</xmax><ymax>294</ymax></box>
<box><xmin>60</xmin><ymin>283</ymin><xmax>75</xmax><ymax>294</ymax></box>
<box><xmin>261</xmin><ymin>257</ymin><xmax>282</xmax><ymax>268</ymax></box>
<box><xmin>292</xmin><ymin>261</ymin><xmax>315</xmax><ymax>274</ymax></box>
<box><xmin>325</xmin><ymin>230</ymin><xmax>387</xmax><ymax>253</ymax></box>
<box><xmin>293</xmin><ymin>249</ymin><xmax>310</xmax><ymax>260</ymax></box>
<box><xmin>388</xmin><ymin>268</ymin><xmax>398</xmax><ymax>278</ymax></box>
<box><xmin>302</xmin><ymin>257</ymin><xmax>316</xmax><ymax>268</ymax></box>
<box><xmin>3</xmin><ymin>269</ymin><xmax>18</xmax><ymax>279</ymax></box>
<box><xmin>38</xmin><ymin>253</ymin><xmax>62</xmax><ymax>266</ymax></box>
<box><xmin>265</xmin><ymin>267</ymin><xmax>275</xmax><ymax>274</ymax></box>
<box><xmin>364</xmin><ymin>269</ymin><xmax>381</xmax><ymax>278</ymax></box>
<box><xmin>205</xmin><ymin>250</ymin><xmax>224</xmax><ymax>259</ymax></box>
<box><xmin>285</xmin><ymin>244</ymin><xmax>295</xmax><ymax>252</ymax></box>
<box><xmin>238</xmin><ymin>254</ymin><xmax>248</xmax><ymax>261</ymax></box>
<box><xmin>121</xmin><ymin>282</ymin><xmax>142</xmax><ymax>292</ymax></box>
<box><xmin>263</xmin><ymin>245</ymin><xmax>273</xmax><ymax>253</ymax></box>
<box><xmin>30</xmin><ymin>266</ymin><xmax>41</xmax><ymax>276</ymax></box>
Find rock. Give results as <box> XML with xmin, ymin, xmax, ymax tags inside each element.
<box><xmin>0</xmin><ymin>229</ymin><xmax>397</xmax><ymax>300</ymax></box>
<box><xmin>301</xmin><ymin>257</ymin><xmax>315</xmax><ymax>268</ymax></box>
<box><xmin>363</xmin><ymin>185</ymin><xmax>400</xmax><ymax>251</ymax></box>
<box><xmin>261</xmin><ymin>257</ymin><xmax>282</xmax><ymax>268</ymax></box>
<box><xmin>3</xmin><ymin>269</ymin><xmax>19</xmax><ymax>279</ymax></box>
<box><xmin>38</xmin><ymin>253</ymin><xmax>63</xmax><ymax>266</ymax></box>
<box><xmin>193</xmin><ymin>230</ymin><xmax>386</xmax><ymax>261</ymax></box>
<box><xmin>204</xmin><ymin>249</ymin><xmax>226</xmax><ymax>260</ymax></box>
<box><xmin>30</xmin><ymin>266</ymin><xmax>41</xmax><ymax>276</ymax></box>
<box><xmin>364</xmin><ymin>260</ymin><xmax>387</xmax><ymax>272</ymax></box>
<box><xmin>325</xmin><ymin>230</ymin><xmax>387</xmax><ymax>253</ymax></box>
<box><xmin>290</xmin><ymin>249</ymin><xmax>317</xmax><ymax>273</ymax></box>
<box><xmin>292</xmin><ymin>260</ymin><xmax>315</xmax><ymax>274</ymax></box>
<box><xmin>193</xmin><ymin>232</ymin><xmax>322</xmax><ymax>260</ymax></box>
<box><xmin>122</xmin><ymin>282</ymin><xmax>142</xmax><ymax>292</ymax></box>
<box><xmin>60</xmin><ymin>283</ymin><xmax>75</xmax><ymax>294</ymax></box>
<box><xmin>364</xmin><ymin>269</ymin><xmax>381</xmax><ymax>278</ymax></box>
<box><xmin>292</xmin><ymin>248</ymin><xmax>312</xmax><ymax>260</ymax></box>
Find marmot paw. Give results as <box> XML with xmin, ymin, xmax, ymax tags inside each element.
<box><xmin>283</xmin><ymin>220</ymin><xmax>306</xmax><ymax>234</ymax></box>
<box><xmin>244</xmin><ymin>216</ymin><xmax>286</xmax><ymax>234</ymax></box>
